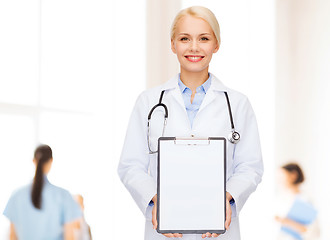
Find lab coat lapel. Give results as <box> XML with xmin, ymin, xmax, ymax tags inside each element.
<box><xmin>199</xmin><ymin>88</ymin><xmax>216</xmax><ymax>113</ymax></box>
<box><xmin>170</xmin><ymin>87</ymin><xmax>186</xmax><ymax>110</ymax></box>
<box><xmin>162</xmin><ymin>74</ymin><xmax>186</xmax><ymax>110</ymax></box>
<box><xmin>199</xmin><ymin>74</ymin><xmax>228</xmax><ymax>113</ymax></box>
<box><xmin>162</xmin><ymin>73</ymin><xmax>227</xmax><ymax>115</ymax></box>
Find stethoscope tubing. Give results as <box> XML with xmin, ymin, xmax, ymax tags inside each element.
<box><xmin>147</xmin><ymin>90</ymin><xmax>240</xmax><ymax>154</ymax></box>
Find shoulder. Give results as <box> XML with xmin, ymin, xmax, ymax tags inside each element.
<box><xmin>135</xmin><ymin>74</ymin><xmax>179</xmax><ymax>105</ymax></box>
<box><xmin>225</xmin><ymin>88</ymin><xmax>249</xmax><ymax>106</ymax></box>
<box><xmin>4</xmin><ymin>184</ymin><xmax>31</xmax><ymax>219</ymax></box>
<box><xmin>42</xmin><ymin>181</ymin><xmax>75</xmax><ymax>207</ymax></box>
<box><xmin>8</xmin><ymin>184</ymin><xmax>31</xmax><ymax>201</ymax></box>
<box><xmin>47</xmin><ymin>183</ymin><xmax>82</xmax><ymax>222</ymax></box>
<box><xmin>47</xmin><ymin>182</ymin><xmax>73</xmax><ymax>199</ymax></box>
<box><xmin>211</xmin><ymin>74</ymin><xmax>250</xmax><ymax>106</ymax></box>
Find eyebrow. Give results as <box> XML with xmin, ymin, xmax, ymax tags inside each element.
<box><xmin>178</xmin><ymin>33</ymin><xmax>212</xmax><ymax>36</ymax></box>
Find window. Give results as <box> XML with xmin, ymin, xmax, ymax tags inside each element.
<box><xmin>0</xmin><ymin>0</ymin><xmax>146</xmax><ymax>238</ymax></box>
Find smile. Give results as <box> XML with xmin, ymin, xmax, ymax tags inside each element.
<box><xmin>185</xmin><ymin>55</ymin><xmax>204</xmax><ymax>62</ymax></box>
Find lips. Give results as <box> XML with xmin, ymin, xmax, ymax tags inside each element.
<box><xmin>185</xmin><ymin>55</ymin><xmax>204</xmax><ymax>62</ymax></box>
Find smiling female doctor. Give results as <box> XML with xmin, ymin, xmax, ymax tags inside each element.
<box><xmin>118</xmin><ymin>6</ymin><xmax>263</xmax><ymax>240</ymax></box>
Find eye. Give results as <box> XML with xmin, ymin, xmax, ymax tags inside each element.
<box><xmin>180</xmin><ymin>37</ymin><xmax>189</xmax><ymax>41</ymax></box>
<box><xmin>201</xmin><ymin>37</ymin><xmax>209</xmax><ymax>41</ymax></box>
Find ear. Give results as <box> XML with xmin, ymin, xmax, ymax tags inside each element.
<box><xmin>213</xmin><ymin>42</ymin><xmax>220</xmax><ymax>53</ymax></box>
<box><xmin>171</xmin><ymin>39</ymin><xmax>177</xmax><ymax>54</ymax></box>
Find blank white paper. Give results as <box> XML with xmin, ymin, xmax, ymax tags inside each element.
<box><xmin>158</xmin><ymin>138</ymin><xmax>225</xmax><ymax>232</ymax></box>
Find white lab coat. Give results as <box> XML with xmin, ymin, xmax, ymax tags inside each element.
<box><xmin>118</xmin><ymin>73</ymin><xmax>263</xmax><ymax>240</ymax></box>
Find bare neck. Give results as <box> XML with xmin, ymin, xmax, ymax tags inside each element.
<box><xmin>180</xmin><ymin>69</ymin><xmax>209</xmax><ymax>93</ymax></box>
<box><xmin>289</xmin><ymin>184</ymin><xmax>300</xmax><ymax>194</ymax></box>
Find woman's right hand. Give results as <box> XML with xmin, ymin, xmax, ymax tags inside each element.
<box><xmin>151</xmin><ymin>194</ymin><xmax>183</xmax><ymax>238</ymax></box>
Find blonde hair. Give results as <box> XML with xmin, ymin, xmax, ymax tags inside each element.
<box><xmin>171</xmin><ymin>6</ymin><xmax>221</xmax><ymax>46</ymax></box>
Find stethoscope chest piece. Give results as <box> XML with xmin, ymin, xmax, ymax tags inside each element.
<box><xmin>228</xmin><ymin>131</ymin><xmax>240</xmax><ymax>144</ymax></box>
<box><xmin>224</xmin><ymin>91</ymin><xmax>241</xmax><ymax>144</ymax></box>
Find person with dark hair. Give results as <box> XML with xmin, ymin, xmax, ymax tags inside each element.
<box><xmin>275</xmin><ymin>162</ymin><xmax>320</xmax><ymax>240</ymax></box>
<box><xmin>118</xmin><ymin>6</ymin><xmax>263</xmax><ymax>240</ymax></box>
<box><xmin>3</xmin><ymin>144</ymin><xmax>82</xmax><ymax>240</ymax></box>
<box><xmin>282</xmin><ymin>163</ymin><xmax>305</xmax><ymax>186</ymax></box>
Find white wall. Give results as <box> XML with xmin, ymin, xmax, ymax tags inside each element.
<box><xmin>146</xmin><ymin>0</ymin><xmax>180</xmax><ymax>88</ymax></box>
<box><xmin>112</xmin><ymin>0</ymin><xmax>147</xmax><ymax>238</ymax></box>
<box><xmin>0</xmin><ymin>0</ymin><xmax>146</xmax><ymax>239</ymax></box>
<box><xmin>276</xmin><ymin>0</ymin><xmax>330</xmax><ymax>238</ymax></box>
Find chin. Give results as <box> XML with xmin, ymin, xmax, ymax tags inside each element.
<box><xmin>182</xmin><ymin>66</ymin><xmax>209</xmax><ymax>73</ymax></box>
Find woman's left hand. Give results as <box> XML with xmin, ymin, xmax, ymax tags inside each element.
<box><xmin>152</xmin><ymin>194</ymin><xmax>183</xmax><ymax>238</ymax></box>
<box><xmin>202</xmin><ymin>192</ymin><xmax>232</xmax><ymax>238</ymax></box>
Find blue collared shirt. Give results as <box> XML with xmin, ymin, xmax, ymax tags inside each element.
<box><xmin>178</xmin><ymin>74</ymin><xmax>211</xmax><ymax>127</ymax></box>
<box><xmin>3</xmin><ymin>177</ymin><xmax>82</xmax><ymax>240</ymax></box>
<box><xmin>148</xmin><ymin>75</ymin><xmax>211</xmax><ymax>207</ymax></box>
<box><xmin>179</xmin><ymin>75</ymin><xmax>235</xmax><ymax>206</ymax></box>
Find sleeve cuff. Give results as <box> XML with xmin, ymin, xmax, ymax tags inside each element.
<box><xmin>230</xmin><ymin>198</ymin><xmax>235</xmax><ymax>205</ymax></box>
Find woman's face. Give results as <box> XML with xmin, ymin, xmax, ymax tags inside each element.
<box><xmin>171</xmin><ymin>15</ymin><xmax>219</xmax><ymax>75</ymax></box>
<box><xmin>279</xmin><ymin>168</ymin><xmax>297</xmax><ymax>188</ymax></box>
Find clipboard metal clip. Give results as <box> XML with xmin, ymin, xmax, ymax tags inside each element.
<box><xmin>174</xmin><ymin>137</ymin><xmax>210</xmax><ymax>145</ymax></box>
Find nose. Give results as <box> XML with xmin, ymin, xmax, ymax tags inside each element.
<box><xmin>190</xmin><ymin>39</ymin><xmax>199</xmax><ymax>52</ymax></box>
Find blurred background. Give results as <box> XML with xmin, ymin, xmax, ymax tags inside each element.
<box><xmin>0</xmin><ymin>0</ymin><xmax>329</xmax><ymax>239</ymax></box>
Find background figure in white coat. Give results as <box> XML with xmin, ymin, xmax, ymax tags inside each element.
<box><xmin>118</xmin><ymin>6</ymin><xmax>263</xmax><ymax>240</ymax></box>
<box><xmin>275</xmin><ymin>163</ymin><xmax>320</xmax><ymax>240</ymax></box>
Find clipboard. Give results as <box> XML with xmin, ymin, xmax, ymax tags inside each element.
<box><xmin>157</xmin><ymin>137</ymin><xmax>226</xmax><ymax>234</ymax></box>
<box><xmin>281</xmin><ymin>198</ymin><xmax>318</xmax><ymax>239</ymax></box>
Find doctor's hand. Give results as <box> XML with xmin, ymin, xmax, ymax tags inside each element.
<box><xmin>152</xmin><ymin>194</ymin><xmax>183</xmax><ymax>238</ymax></box>
<box><xmin>201</xmin><ymin>192</ymin><xmax>232</xmax><ymax>238</ymax></box>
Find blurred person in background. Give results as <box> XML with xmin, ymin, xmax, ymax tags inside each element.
<box><xmin>73</xmin><ymin>194</ymin><xmax>92</xmax><ymax>240</ymax></box>
<box><xmin>275</xmin><ymin>163</ymin><xmax>320</xmax><ymax>240</ymax></box>
<box><xmin>3</xmin><ymin>144</ymin><xmax>82</xmax><ymax>240</ymax></box>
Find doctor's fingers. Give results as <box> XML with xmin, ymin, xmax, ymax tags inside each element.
<box><xmin>202</xmin><ymin>232</ymin><xmax>218</xmax><ymax>238</ymax></box>
<box><xmin>152</xmin><ymin>204</ymin><xmax>158</xmax><ymax>229</ymax></box>
<box><xmin>225</xmin><ymin>198</ymin><xmax>232</xmax><ymax>230</ymax></box>
<box><xmin>163</xmin><ymin>233</ymin><xmax>183</xmax><ymax>238</ymax></box>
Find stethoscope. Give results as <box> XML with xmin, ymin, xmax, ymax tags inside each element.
<box><xmin>147</xmin><ymin>90</ymin><xmax>240</xmax><ymax>154</ymax></box>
